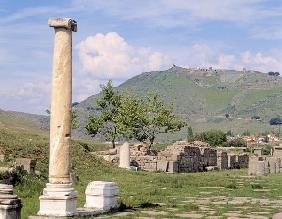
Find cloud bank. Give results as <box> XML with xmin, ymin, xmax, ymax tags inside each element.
<box><xmin>77</xmin><ymin>32</ymin><xmax>171</xmax><ymax>80</ymax></box>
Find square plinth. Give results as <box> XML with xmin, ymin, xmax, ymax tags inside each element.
<box><xmin>37</xmin><ymin>183</ymin><xmax>77</xmax><ymax>217</ymax></box>
<box><xmin>38</xmin><ymin>196</ymin><xmax>77</xmax><ymax>217</ymax></box>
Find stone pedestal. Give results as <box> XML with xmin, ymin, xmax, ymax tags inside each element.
<box><xmin>84</xmin><ymin>181</ymin><xmax>119</xmax><ymax>211</ymax></box>
<box><xmin>119</xmin><ymin>142</ymin><xmax>130</xmax><ymax>169</ymax></box>
<box><xmin>0</xmin><ymin>184</ymin><xmax>22</xmax><ymax>219</ymax></box>
<box><xmin>38</xmin><ymin>184</ymin><xmax>77</xmax><ymax>217</ymax></box>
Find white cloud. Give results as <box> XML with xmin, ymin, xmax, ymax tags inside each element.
<box><xmin>212</xmin><ymin>54</ymin><xmax>240</xmax><ymax>70</ymax></box>
<box><xmin>170</xmin><ymin>43</ymin><xmax>282</xmax><ymax>73</ymax></box>
<box><xmin>241</xmin><ymin>51</ymin><xmax>282</xmax><ymax>72</ymax></box>
<box><xmin>73</xmin><ymin>78</ymin><xmax>104</xmax><ymax>102</ymax></box>
<box><xmin>13</xmin><ymin>81</ymin><xmax>50</xmax><ymax>99</ymax></box>
<box><xmin>76</xmin><ymin>32</ymin><xmax>171</xmax><ymax>80</ymax></box>
<box><xmin>0</xmin><ymin>80</ymin><xmax>51</xmax><ymax>114</ymax></box>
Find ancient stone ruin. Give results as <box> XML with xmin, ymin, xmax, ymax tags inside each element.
<box><xmin>248</xmin><ymin>146</ymin><xmax>282</xmax><ymax>176</ymax></box>
<box><xmin>96</xmin><ymin>141</ymin><xmax>249</xmax><ymax>173</ymax></box>
<box><xmin>0</xmin><ymin>184</ymin><xmax>22</xmax><ymax>219</ymax></box>
<box><xmin>15</xmin><ymin>158</ymin><xmax>36</xmax><ymax>175</ymax></box>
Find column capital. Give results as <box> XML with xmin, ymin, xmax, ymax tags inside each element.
<box><xmin>48</xmin><ymin>18</ymin><xmax>77</xmax><ymax>32</ymax></box>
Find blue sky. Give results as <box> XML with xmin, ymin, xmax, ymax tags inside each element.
<box><xmin>0</xmin><ymin>0</ymin><xmax>282</xmax><ymax>114</ymax></box>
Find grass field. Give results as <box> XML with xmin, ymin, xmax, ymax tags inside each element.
<box><xmin>1</xmin><ymin>128</ymin><xmax>282</xmax><ymax>219</ymax></box>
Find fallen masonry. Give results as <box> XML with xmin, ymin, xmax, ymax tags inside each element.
<box><xmin>95</xmin><ymin>141</ymin><xmax>249</xmax><ymax>173</ymax></box>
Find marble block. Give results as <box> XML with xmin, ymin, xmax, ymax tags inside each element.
<box><xmin>84</xmin><ymin>181</ymin><xmax>119</xmax><ymax>210</ymax></box>
<box><xmin>38</xmin><ymin>183</ymin><xmax>77</xmax><ymax>217</ymax></box>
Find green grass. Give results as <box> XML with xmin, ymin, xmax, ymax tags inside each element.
<box><xmin>2</xmin><ymin>128</ymin><xmax>282</xmax><ymax>218</ymax></box>
<box><xmin>198</xmin><ymin>87</ymin><xmax>238</xmax><ymax>111</ymax></box>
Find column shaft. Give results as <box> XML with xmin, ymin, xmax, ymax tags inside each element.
<box><xmin>49</xmin><ymin>28</ymin><xmax>72</xmax><ymax>184</ymax></box>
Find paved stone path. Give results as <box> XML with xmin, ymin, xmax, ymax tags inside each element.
<box><xmin>97</xmin><ymin>174</ymin><xmax>282</xmax><ymax>218</ymax></box>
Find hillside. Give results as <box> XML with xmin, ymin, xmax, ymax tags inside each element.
<box><xmin>0</xmin><ymin>109</ymin><xmax>49</xmax><ymax>134</ymax></box>
<box><xmin>73</xmin><ymin>66</ymin><xmax>282</xmax><ymax>141</ymax></box>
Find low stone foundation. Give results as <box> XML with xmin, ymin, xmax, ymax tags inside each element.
<box><xmin>96</xmin><ymin>141</ymin><xmax>250</xmax><ymax>173</ymax></box>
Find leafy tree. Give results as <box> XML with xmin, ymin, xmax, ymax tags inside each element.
<box><xmin>268</xmin><ymin>71</ymin><xmax>280</xmax><ymax>76</ymax></box>
<box><xmin>270</xmin><ymin>117</ymin><xmax>282</xmax><ymax>125</ymax></box>
<box><xmin>194</xmin><ymin>130</ymin><xmax>227</xmax><ymax>147</ymax></box>
<box><xmin>187</xmin><ymin>126</ymin><xmax>194</xmax><ymax>142</ymax></box>
<box><xmin>114</xmin><ymin>94</ymin><xmax>146</xmax><ymax>140</ymax></box>
<box><xmin>86</xmin><ymin>82</ymin><xmax>186</xmax><ymax>148</ymax></box>
<box><xmin>269</xmin><ymin>118</ymin><xmax>282</xmax><ymax>137</ymax></box>
<box><xmin>86</xmin><ymin>81</ymin><xmax>122</xmax><ymax>148</ymax></box>
<box><xmin>117</xmin><ymin>93</ymin><xmax>186</xmax><ymax>148</ymax></box>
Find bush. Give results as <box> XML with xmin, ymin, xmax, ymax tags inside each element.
<box><xmin>268</xmin><ymin>71</ymin><xmax>280</xmax><ymax>76</ymax></box>
<box><xmin>262</xmin><ymin>145</ymin><xmax>273</xmax><ymax>155</ymax></box>
<box><xmin>242</xmin><ymin>130</ymin><xmax>251</xmax><ymax>136</ymax></box>
<box><xmin>194</xmin><ymin>130</ymin><xmax>227</xmax><ymax>147</ymax></box>
<box><xmin>222</xmin><ymin>139</ymin><xmax>246</xmax><ymax>147</ymax></box>
<box><xmin>270</xmin><ymin>117</ymin><xmax>282</xmax><ymax>125</ymax></box>
<box><xmin>0</xmin><ymin>166</ymin><xmax>26</xmax><ymax>185</ymax></box>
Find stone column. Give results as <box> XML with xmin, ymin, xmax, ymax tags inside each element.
<box><xmin>119</xmin><ymin>142</ymin><xmax>130</xmax><ymax>169</ymax></box>
<box><xmin>38</xmin><ymin>18</ymin><xmax>77</xmax><ymax>217</ymax></box>
<box><xmin>0</xmin><ymin>184</ymin><xmax>22</xmax><ymax>219</ymax></box>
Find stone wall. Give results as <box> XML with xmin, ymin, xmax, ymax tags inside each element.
<box><xmin>95</xmin><ymin>141</ymin><xmax>249</xmax><ymax>173</ymax></box>
<box><xmin>248</xmin><ymin>156</ymin><xmax>281</xmax><ymax>176</ymax></box>
<box><xmin>15</xmin><ymin>158</ymin><xmax>36</xmax><ymax>174</ymax></box>
<box><xmin>249</xmin><ymin>145</ymin><xmax>282</xmax><ymax>176</ymax></box>
<box><xmin>227</xmin><ymin>153</ymin><xmax>249</xmax><ymax>169</ymax></box>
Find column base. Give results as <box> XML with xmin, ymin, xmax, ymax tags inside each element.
<box><xmin>38</xmin><ymin>183</ymin><xmax>77</xmax><ymax>217</ymax></box>
<box><xmin>0</xmin><ymin>184</ymin><xmax>22</xmax><ymax>219</ymax></box>
<box><xmin>0</xmin><ymin>205</ymin><xmax>21</xmax><ymax>219</ymax></box>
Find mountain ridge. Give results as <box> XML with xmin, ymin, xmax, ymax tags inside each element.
<box><xmin>73</xmin><ymin>66</ymin><xmax>282</xmax><ymax>141</ymax></box>
<box><xmin>1</xmin><ymin>66</ymin><xmax>281</xmax><ymax>142</ymax></box>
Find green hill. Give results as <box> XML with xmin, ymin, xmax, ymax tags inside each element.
<box><xmin>2</xmin><ymin>66</ymin><xmax>280</xmax><ymax>141</ymax></box>
<box><xmin>0</xmin><ymin>109</ymin><xmax>49</xmax><ymax>134</ymax></box>
<box><xmin>74</xmin><ymin>66</ymin><xmax>282</xmax><ymax>141</ymax></box>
